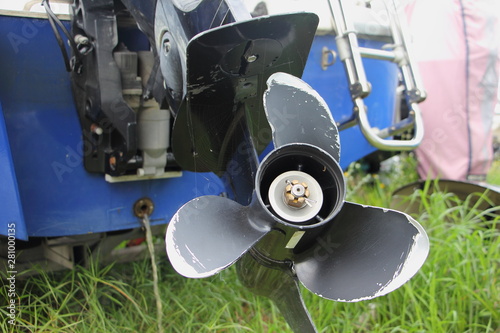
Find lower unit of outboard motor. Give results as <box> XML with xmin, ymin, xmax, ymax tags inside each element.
<box><xmin>167</xmin><ymin>73</ymin><xmax>430</xmax><ymax>333</ymax></box>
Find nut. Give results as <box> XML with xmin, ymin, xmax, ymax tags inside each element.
<box><xmin>133</xmin><ymin>197</ymin><xmax>154</xmax><ymax>218</ymax></box>
<box><xmin>284</xmin><ymin>180</ymin><xmax>310</xmax><ymax>208</ymax></box>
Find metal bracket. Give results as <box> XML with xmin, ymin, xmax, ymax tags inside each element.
<box><xmin>321</xmin><ymin>46</ymin><xmax>337</xmax><ymax>70</ymax></box>
<box><xmin>328</xmin><ymin>0</ymin><xmax>426</xmax><ymax>151</ymax></box>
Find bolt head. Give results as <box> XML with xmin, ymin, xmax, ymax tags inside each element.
<box><xmin>163</xmin><ymin>39</ymin><xmax>171</xmax><ymax>55</ymax></box>
<box><xmin>246</xmin><ymin>54</ymin><xmax>258</xmax><ymax>63</ymax></box>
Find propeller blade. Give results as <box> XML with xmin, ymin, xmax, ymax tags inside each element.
<box><xmin>166</xmin><ymin>196</ymin><xmax>271</xmax><ymax>278</ymax></box>
<box><xmin>263</xmin><ymin>72</ymin><xmax>340</xmax><ymax>161</ymax></box>
<box><xmin>237</xmin><ymin>252</ymin><xmax>318</xmax><ymax>333</ymax></box>
<box><xmin>295</xmin><ymin>202</ymin><xmax>429</xmax><ymax>302</ymax></box>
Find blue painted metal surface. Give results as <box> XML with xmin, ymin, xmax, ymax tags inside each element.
<box><xmin>0</xmin><ymin>103</ymin><xmax>27</xmax><ymax>240</ymax></box>
<box><xmin>0</xmin><ymin>14</ymin><xmax>223</xmax><ymax>238</ymax></box>
<box><xmin>302</xmin><ymin>35</ymin><xmax>399</xmax><ymax>169</ymax></box>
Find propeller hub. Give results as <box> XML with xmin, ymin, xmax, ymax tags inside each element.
<box><xmin>257</xmin><ymin>143</ymin><xmax>346</xmax><ymax>227</ymax></box>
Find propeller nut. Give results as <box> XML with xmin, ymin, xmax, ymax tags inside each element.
<box><xmin>284</xmin><ymin>180</ymin><xmax>310</xmax><ymax>208</ymax></box>
<box><xmin>267</xmin><ymin>170</ymin><xmax>324</xmax><ymax>223</ymax></box>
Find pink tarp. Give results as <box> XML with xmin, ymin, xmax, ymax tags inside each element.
<box><xmin>405</xmin><ymin>0</ymin><xmax>500</xmax><ymax>181</ymax></box>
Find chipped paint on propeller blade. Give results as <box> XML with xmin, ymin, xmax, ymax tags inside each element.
<box><xmin>295</xmin><ymin>202</ymin><xmax>429</xmax><ymax>302</ymax></box>
<box><xmin>263</xmin><ymin>72</ymin><xmax>341</xmax><ymax>162</ymax></box>
<box><xmin>166</xmin><ymin>195</ymin><xmax>271</xmax><ymax>278</ymax></box>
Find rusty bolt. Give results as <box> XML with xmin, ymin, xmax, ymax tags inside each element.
<box><xmin>134</xmin><ymin>197</ymin><xmax>154</xmax><ymax>218</ymax></box>
<box><xmin>90</xmin><ymin>123</ymin><xmax>103</xmax><ymax>135</ymax></box>
<box><xmin>109</xmin><ymin>156</ymin><xmax>117</xmax><ymax>170</ymax></box>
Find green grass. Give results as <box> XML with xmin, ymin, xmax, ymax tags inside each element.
<box><xmin>487</xmin><ymin>159</ymin><xmax>500</xmax><ymax>185</ymax></box>
<box><xmin>1</xmin><ymin>154</ymin><xmax>499</xmax><ymax>332</ymax></box>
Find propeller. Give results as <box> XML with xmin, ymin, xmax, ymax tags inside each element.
<box><xmin>166</xmin><ymin>72</ymin><xmax>429</xmax><ymax>332</ymax></box>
